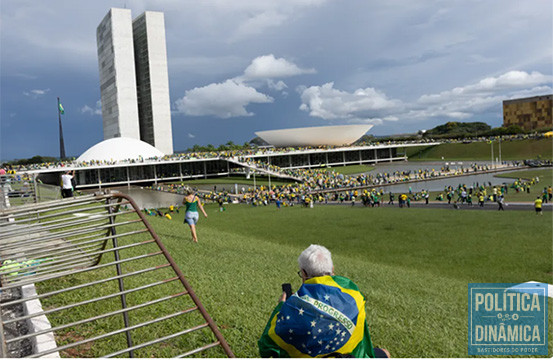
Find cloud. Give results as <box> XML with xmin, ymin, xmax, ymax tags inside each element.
<box><xmin>297</xmin><ymin>82</ymin><xmax>403</xmax><ymax>122</ymax></box>
<box><xmin>346</xmin><ymin>118</ymin><xmax>384</xmax><ymax>126</ymax></box>
<box><xmin>267</xmin><ymin>80</ymin><xmax>288</xmax><ymax>91</ymax></box>
<box><xmin>23</xmin><ymin>88</ymin><xmax>50</xmax><ymax>98</ymax></box>
<box><xmin>509</xmin><ymin>85</ymin><xmax>553</xmax><ymax>98</ymax></box>
<box><xmin>11</xmin><ymin>73</ymin><xmax>38</xmax><ymax>80</ymax></box>
<box><xmin>418</xmin><ymin>71</ymin><xmax>552</xmax><ymax>104</ymax></box>
<box><xmin>80</xmin><ymin>100</ymin><xmax>102</xmax><ymax>116</ymax></box>
<box><xmin>175</xmin><ymin>79</ymin><xmax>273</xmax><ymax>118</ymax></box>
<box><xmin>243</xmin><ymin>54</ymin><xmax>316</xmax><ymax>79</ymax></box>
<box><xmin>225</xmin><ymin>0</ymin><xmax>327</xmax><ymax>42</ymax></box>
<box><xmin>175</xmin><ymin>54</ymin><xmax>313</xmax><ymax>118</ymax></box>
<box><xmin>296</xmin><ymin>70</ymin><xmax>551</xmax><ymax>125</ymax></box>
<box><xmin>411</xmin><ymin>70</ymin><xmax>553</xmax><ymax>120</ymax></box>
<box><xmin>187</xmin><ymin>133</ymin><xmax>196</xmax><ymax>138</ymax></box>
<box><xmin>231</xmin><ymin>11</ymin><xmax>288</xmax><ymax>42</ymax></box>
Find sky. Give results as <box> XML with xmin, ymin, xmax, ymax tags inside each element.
<box><xmin>1</xmin><ymin>0</ymin><xmax>552</xmax><ymax>160</ymax></box>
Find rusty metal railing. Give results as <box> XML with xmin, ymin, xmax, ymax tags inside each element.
<box><xmin>0</xmin><ymin>174</ymin><xmax>38</xmax><ymax>210</ymax></box>
<box><xmin>0</xmin><ymin>191</ymin><xmax>234</xmax><ymax>358</ymax></box>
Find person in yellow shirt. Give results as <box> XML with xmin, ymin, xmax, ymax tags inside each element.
<box><xmin>534</xmin><ymin>196</ymin><xmax>543</xmax><ymax>216</ymax></box>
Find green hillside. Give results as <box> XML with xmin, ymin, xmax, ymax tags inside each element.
<box><xmin>406</xmin><ymin>138</ymin><xmax>553</xmax><ymax>161</ymax></box>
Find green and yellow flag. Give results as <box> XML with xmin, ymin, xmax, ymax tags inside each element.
<box><xmin>258</xmin><ymin>275</ymin><xmax>375</xmax><ymax>358</ymax></box>
<box><xmin>59</xmin><ymin>102</ymin><xmax>65</xmax><ymax>115</ymax></box>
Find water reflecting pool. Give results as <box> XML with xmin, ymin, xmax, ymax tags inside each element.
<box><xmin>381</xmin><ymin>173</ymin><xmax>514</xmax><ymax>193</ymax></box>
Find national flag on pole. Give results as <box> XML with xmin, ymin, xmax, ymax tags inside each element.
<box><xmin>258</xmin><ymin>276</ymin><xmax>375</xmax><ymax>358</ymax></box>
<box><xmin>59</xmin><ymin>103</ymin><xmax>65</xmax><ymax>115</ymax></box>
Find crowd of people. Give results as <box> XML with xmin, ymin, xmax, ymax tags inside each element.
<box><xmin>148</xmin><ymin>174</ymin><xmax>549</xmax><ymax>216</ymax></box>
<box><xmin>3</xmin><ymin>133</ymin><xmax>549</xmax><ymax>173</ymax></box>
<box><xmin>144</xmin><ymin>154</ymin><xmax>549</xmax><ymax>214</ymax></box>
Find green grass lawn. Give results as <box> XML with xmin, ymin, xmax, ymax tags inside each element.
<box><xmin>496</xmin><ymin>168</ymin><xmax>553</xmax><ymax>184</ymax></box>
<box><xmin>493</xmin><ymin>168</ymin><xmax>553</xmax><ymax>202</ymax></box>
<box><xmin>174</xmin><ymin>175</ymin><xmax>296</xmax><ymax>188</ymax></box>
<box><xmin>423</xmin><ymin>168</ymin><xmax>553</xmax><ymax>203</ymax></box>
<box><xmin>158</xmin><ymin>205</ymin><xmax>553</xmax><ymax>357</ymax></box>
<box><xmin>37</xmin><ymin>203</ymin><xmax>551</xmax><ymax>357</ymax></box>
<box><xmin>406</xmin><ymin>138</ymin><xmax>553</xmax><ymax>161</ymax></box>
<box><xmin>325</xmin><ymin>164</ymin><xmax>375</xmax><ymax>175</ymax></box>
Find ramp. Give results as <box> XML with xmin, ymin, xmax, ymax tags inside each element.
<box><xmin>224</xmin><ymin>157</ymin><xmax>303</xmax><ymax>182</ymax></box>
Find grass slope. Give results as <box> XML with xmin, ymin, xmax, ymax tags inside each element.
<box><xmin>148</xmin><ymin>204</ymin><xmax>552</xmax><ymax>357</ymax></box>
<box><xmin>36</xmin><ymin>204</ymin><xmax>552</xmax><ymax>357</ymax></box>
<box><xmin>406</xmin><ymin>138</ymin><xmax>553</xmax><ymax>161</ymax></box>
<box><xmin>423</xmin><ymin>168</ymin><xmax>553</xmax><ymax>203</ymax></box>
<box><xmin>178</xmin><ymin>175</ymin><xmax>294</xmax><ymax>187</ymax></box>
<box><xmin>325</xmin><ymin>164</ymin><xmax>375</xmax><ymax>175</ymax></box>
<box><xmin>493</xmin><ymin>168</ymin><xmax>553</xmax><ymax>202</ymax></box>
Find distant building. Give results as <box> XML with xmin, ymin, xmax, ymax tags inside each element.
<box><xmin>132</xmin><ymin>12</ymin><xmax>173</xmax><ymax>154</ymax></box>
<box><xmin>97</xmin><ymin>9</ymin><xmax>140</xmax><ymax>141</ymax></box>
<box><xmin>255</xmin><ymin>125</ymin><xmax>373</xmax><ymax>147</ymax></box>
<box><xmin>96</xmin><ymin>8</ymin><xmax>173</xmax><ymax>154</ymax></box>
<box><xmin>503</xmin><ymin>95</ymin><xmax>553</xmax><ymax>131</ymax></box>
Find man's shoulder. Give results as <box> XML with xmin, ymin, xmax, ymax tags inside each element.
<box><xmin>330</xmin><ymin>275</ymin><xmax>361</xmax><ymax>292</ymax></box>
<box><xmin>304</xmin><ymin>275</ymin><xmax>362</xmax><ymax>294</ymax></box>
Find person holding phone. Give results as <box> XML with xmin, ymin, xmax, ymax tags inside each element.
<box><xmin>259</xmin><ymin>244</ymin><xmax>390</xmax><ymax>358</ymax></box>
<box><xmin>182</xmin><ymin>188</ymin><xmax>208</xmax><ymax>243</ymax></box>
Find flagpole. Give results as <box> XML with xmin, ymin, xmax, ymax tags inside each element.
<box><xmin>490</xmin><ymin>140</ymin><xmax>494</xmax><ymax>169</ymax></box>
<box><xmin>58</xmin><ymin>97</ymin><xmax>66</xmax><ymax>159</ymax></box>
<box><xmin>499</xmin><ymin>137</ymin><xmax>502</xmax><ymax>166</ymax></box>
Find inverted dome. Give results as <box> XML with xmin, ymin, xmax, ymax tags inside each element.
<box><xmin>77</xmin><ymin>137</ymin><xmax>165</xmax><ymax>162</ymax></box>
<box><xmin>255</xmin><ymin>124</ymin><xmax>373</xmax><ymax>147</ymax></box>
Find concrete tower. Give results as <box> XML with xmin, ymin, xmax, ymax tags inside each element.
<box><xmin>97</xmin><ymin>8</ymin><xmax>141</xmax><ymax>140</ymax></box>
<box><xmin>132</xmin><ymin>11</ymin><xmax>173</xmax><ymax>155</ymax></box>
<box><xmin>96</xmin><ymin>8</ymin><xmax>173</xmax><ymax>155</ymax></box>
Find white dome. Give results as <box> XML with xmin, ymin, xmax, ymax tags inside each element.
<box><xmin>77</xmin><ymin>137</ymin><xmax>165</xmax><ymax>162</ymax></box>
<box><xmin>255</xmin><ymin>124</ymin><xmax>373</xmax><ymax>147</ymax></box>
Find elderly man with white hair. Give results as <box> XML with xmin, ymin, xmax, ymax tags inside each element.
<box><xmin>258</xmin><ymin>244</ymin><xmax>389</xmax><ymax>358</ymax></box>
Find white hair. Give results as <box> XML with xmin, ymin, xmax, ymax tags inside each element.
<box><xmin>298</xmin><ymin>244</ymin><xmax>333</xmax><ymax>278</ymax></box>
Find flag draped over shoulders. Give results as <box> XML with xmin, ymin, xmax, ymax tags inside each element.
<box><xmin>258</xmin><ymin>275</ymin><xmax>375</xmax><ymax>358</ymax></box>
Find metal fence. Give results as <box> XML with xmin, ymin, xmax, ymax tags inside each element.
<box><xmin>0</xmin><ymin>174</ymin><xmax>37</xmax><ymax>210</ymax></box>
<box><xmin>0</xmin><ymin>192</ymin><xmax>234</xmax><ymax>358</ymax></box>
<box><xmin>35</xmin><ymin>183</ymin><xmax>61</xmax><ymax>203</ymax></box>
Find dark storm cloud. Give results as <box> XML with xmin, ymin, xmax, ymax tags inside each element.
<box><xmin>1</xmin><ymin>0</ymin><xmax>551</xmax><ymax>159</ymax></box>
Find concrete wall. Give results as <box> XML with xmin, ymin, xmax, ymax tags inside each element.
<box><xmin>22</xmin><ymin>284</ymin><xmax>60</xmax><ymax>357</ymax></box>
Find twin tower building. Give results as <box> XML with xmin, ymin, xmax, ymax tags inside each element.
<box><xmin>97</xmin><ymin>8</ymin><xmax>173</xmax><ymax>155</ymax></box>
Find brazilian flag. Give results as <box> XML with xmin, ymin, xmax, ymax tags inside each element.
<box><xmin>59</xmin><ymin>102</ymin><xmax>65</xmax><ymax>115</ymax></box>
<box><xmin>258</xmin><ymin>275</ymin><xmax>375</xmax><ymax>358</ymax></box>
